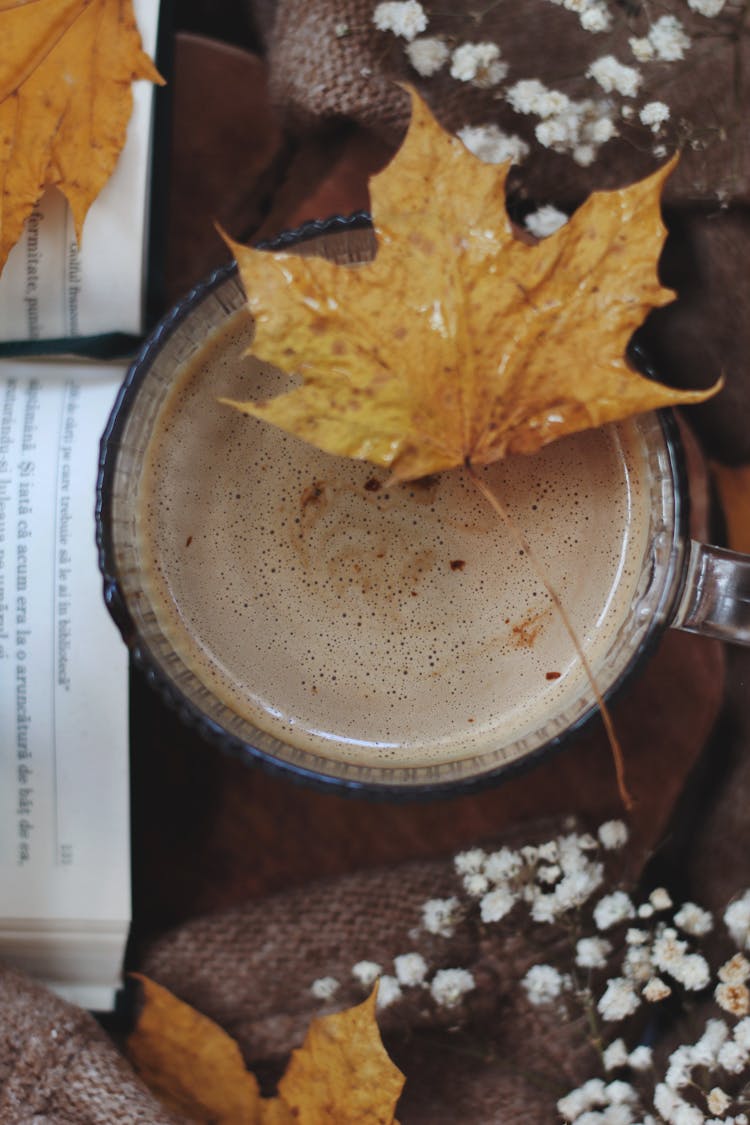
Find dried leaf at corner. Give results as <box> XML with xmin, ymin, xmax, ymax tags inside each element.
<box><xmin>224</xmin><ymin>88</ymin><xmax>719</xmax><ymax>483</ymax></box>
<box><xmin>277</xmin><ymin>988</ymin><xmax>404</xmax><ymax>1124</ymax></box>
<box><xmin>126</xmin><ymin>974</ymin><xmax>263</xmax><ymax>1124</ymax></box>
<box><xmin>0</xmin><ymin>0</ymin><xmax>164</xmax><ymax>272</ymax></box>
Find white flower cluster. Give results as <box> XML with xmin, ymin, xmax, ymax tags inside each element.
<box><xmin>543</xmin><ymin>0</ymin><xmax>613</xmax><ymax>34</ymax></box>
<box><xmin>505</xmin><ymin>78</ymin><xmax>617</xmax><ymax>166</ymax></box>
<box><xmin>687</xmin><ymin>0</ymin><xmax>726</xmax><ymax>14</ymax></box>
<box><xmin>725</xmin><ymin>890</ymin><xmax>750</xmax><ymax>949</ymax></box>
<box><xmin>456</xmin><ymin>124</ymin><xmax>530</xmax><ymax>167</ymax></box>
<box><xmin>586</xmin><ymin>56</ymin><xmax>642</xmax><ymax>98</ymax></box>
<box><xmin>453</xmin><ymin>823</ymin><xmax>621</xmax><ymax>930</ymax></box>
<box><xmin>554</xmin><ymin>892</ymin><xmax>750</xmax><ymax>1124</ymax></box>
<box><xmin>371</xmin><ymin>0</ymin><xmax>737</xmax><ymax>176</ymax></box>
<box><xmin>372</xmin><ymin>0</ymin><xmax>427</xmax><ymax>40</ymax></box>
<box><xmin>450</xmin><ymin>42</ymin><xmax>507</xmax><ymax>88</ymax></box>
<box><xmin>629</xmin><ymin>15</ymin><xmax>691</xmax><ymax>64</ymax></box>
<box><xmin>560</xmin><ymin>1015</ymin><xmax>750</xmax><ymax>1122</ymax></box>
<box><xmin>350</xmin><ymin>944</ymin><xmax>475</xmax><ymax>1011</ymax></box>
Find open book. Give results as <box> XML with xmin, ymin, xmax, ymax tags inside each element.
<box><xmin>0</xmin><ymin>0</ymin><xmax>163</xmax><ymax>1011</ymax></box>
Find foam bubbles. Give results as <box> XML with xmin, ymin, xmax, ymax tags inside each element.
<box><xmin>138</xmin><ymin>312</ymin><xmax>651</xmax><ymax>768</ymax></box>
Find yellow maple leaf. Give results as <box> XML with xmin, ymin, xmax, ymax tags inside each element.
<box><xmin>0</xmin><ymin>0</ymin><xmax>163</xmax><ymax>273</ymax></box>
<box><xmin>223</xmin><ymin>88</ymin><xmax>719</xmax><ymax>483</ymax></box>
<box><xmin>126</xmin><ymin>974</ymin><xmax>263</xmax><ymax>1123</ymax></box>
<box><xmin>277</xmin><ymin>988</ymin><xmax>405</xmax><ymax>1124</ymax></box>
<box><xmin>127</xmin><ymin>977</ymin><xmax>403</xmax><ymax>1125</ymax></box>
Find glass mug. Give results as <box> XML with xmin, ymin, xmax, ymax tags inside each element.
<box><xmin>96</xmin><ymin>216</ymin><xmax>750</xmax><ymax>797</ymax></box>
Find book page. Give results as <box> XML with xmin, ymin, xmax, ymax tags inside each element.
<box><xmin>0</xmin><ymin>0</ymin><xmax>161</xmax><ymax>344</ymax></box>
<box><xmin>0</xmin><ymin>363</ymin><xmax>130</xmax><ymax>1010</ymax></box>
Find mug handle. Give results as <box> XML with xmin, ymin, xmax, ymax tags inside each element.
<box><xmin>672</xmin><ymin>541</ymin><xmax>750</xmax><ymax>644</ymax></box>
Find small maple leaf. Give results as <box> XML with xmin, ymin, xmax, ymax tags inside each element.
<box><xmin>223</xmin><ymin>88</ymin><xmax>719</xmax><ymax>483</ymax></box>
<box><xmin>0</xmin><ymin>0</ymin><xmax>164</xmax><ymax>273</ymax></box>
<box><xmin>127</xmin><ymin>975</ymin><xmax>404</xmax><ymax>1125</ymax></box>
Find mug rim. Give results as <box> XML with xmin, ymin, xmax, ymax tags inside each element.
<box><xmin>96</xmin><ymin>213</ymin><xmax>690</xmax><ymax>801</ymax></box>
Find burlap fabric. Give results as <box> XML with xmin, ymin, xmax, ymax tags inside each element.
<box><xmin>0</xmin><ymin>820</ymin><xmax>606</xmax><ymax>1123</ymax></box>
<box><xmin>252</xmin><ymin>0</ymin><xmax>750</xmax><ymax>204</ymax></box>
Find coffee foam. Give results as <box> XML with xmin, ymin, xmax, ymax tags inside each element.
<box><xmin>138</xmin><ymin>310</ymin><xmax>651</xmax><ymax>768</ymax></box>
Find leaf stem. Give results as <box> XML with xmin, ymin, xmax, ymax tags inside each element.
<box><xmin>466</xmin><ymin>462</ymin><xmax>634</xmax><ymax>811</ymax></box>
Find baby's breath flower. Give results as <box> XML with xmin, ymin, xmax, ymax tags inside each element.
<box><xmin>639</xmin><ymin>101</ymin><xmax>671</xmax><ymax>132</ymax></box>
<box><xmin>454</xmin><ymin>848</ymin><xmax>486</xmax><ymax>875</ymax></box>
<box><xmin>597</xmin><ymin>977</ymin><xmax>640</xmax><ymax>1021</ymax></box>
<box><xmin>603</xmin><ymin>1038</ymin><xmax>629</xmax><ymax>1070</ymax></box>
<box><xmin>482</xmin><ymin>846</ymin><xmax>523</xmax><ymax>882</ymax></box>
<box><xmin>538</xmin><ymin>840</ymin><xmax>559</xmax><ymax>863</ymax></box>
<box><xmin>670</xmin><ymin>953</ymin><xmax>711</xmax><ymax>991</ymax></box>
<box><xmin>422</xmin><ymin>896</ymin><xmax>460</xmax><ymax>937</ymax></box>
<box><xmin>523</xmin><ymin>963</ymin><xmax>565</xmax><ymax>1005</ymax></box>
<box><xmin>457</xmin><ymin>123</ymin><xmax>531</xmax><ymax>167</ymax></box>
<box><xmin>624</xmin><ymin>945</ymin><xmax>654</xmax><ymax>984</ymax></box>
<box><xmin>587</xmin><ymin>56</ymin><xmax>642</xmax><ymax>97</ymax></box>
<box><xmin>430</xmin><ymin>967</ymin><xmax>475</xmax><ymax>1008</ymax></box>
<box><xmin>638</xmin><ymin>903</ymin><xmax>655</xmax><ymax>919</ymax></box>
<box><xmin>405</xmin><ymin>36</ymin><xmax>449</xmax><ymax>77</ymax></box>
<box><xmin>311</xmin><ymin>976</ymin><xmax>340</xmax><ymax>1000</ymax></box>
<box><xmin>648</xmin><ymin>15</ymin><xmax>690</xmax><ymax>61</ymax></box>
<box><xmin>717</xmin><ymin>1038</ymin><xmax>749</xmax><ymax>1074</ymax></box>
<box><xmin>526</xmin><ymin>208</ymin><xmax>566</xmax><ymax>240</ymax></box>
<box><xmin>688</xmin><ymin>0</ymin><xmax>726</xmax><ymax>14</ymax></box>
<box><xmin>715</xmin><ymin>981</ymin><xmax>750</xmax><ymax>1016</ymax></box>
<box><xmin>719</xmin><ymin>953</ymin><xmax>750</xmax><ymax>983</ymax></box>
<box><xmin>573</xmin><ymin>143</ymin><xmax>596</xmax><ymax>167</ymax></box>
<box><xmin>480</xmin><ymin>885</ymin><xmax>517</xmax><ymax>923</ymax></box>
<box><xmin>376</xmin><ymin>974</ymin><xmax>403</xmax><ymax>1008</ymax></box>
<box><xmin>692</xmin><ymin>1019</ymin><xmax>729</xmax><ymax>1066</ymax></box>
<box><xmin>629</xmin><ymin>35</ymin><xmax>655</xmax><ymax>62</ymax></box>
<box><xmin>652</xmin><ymin>928</ymin><xmax>687</xmax><ymax>972</ymax></box>
<box><xmin>734</xmin><ymin>1017</ymin><xmax>750</xmax><ymax>1050</ymax></box>
<box><xmin>352</xmin><ymin>960</ymin><xmax>382</xmax><ymax>987</ymax></box>
<box><xmin>530</xmin><ymin>890</ymin><xmax>560</xmax><ymax>923</ymax></box>
<box><xmin>538</xmin><ymin>862</ymin><xmax>562</xmax><ymax>884</ymax></box>
<box><xmin>557</xmin><ymin>865</ymin><xmax>605</xmax><ymax>910</ymax></box>
<box><xmin>334</xmin><ymin>21</ymin><xmax>349</xmax><ymax>37</ymax></box>
<box><xmin>628</xmin><ymin>1045</ymin><xmax>653</xmax><ymax>1070</ymax></box>
<box><xmin>578</xmin><ymin>833</ymin><xmax>599</xmax><ymax>851</ymax></box>
<box><xmin>394</xmin><ymin>952</ymin><xmax>428</xmax><ymax>987</ymax></box>
<box><xmin>674</xmin><ymin>903</ymin><xmax>714</xmax><ymax>938</ymax></box>
<box><xmin>505</xmin><ymin>78</ymin><xmax>544</xmax><ymax>114</ymax></box>
<box><xmin>626</xmin><ymin>928</ymin><xmax>648</xmax><ymax>945</ymax></box>
<box><xmin>598</xmin><ymin>821</ymin><xmax>629</xmax><ymax>850</ymax></box>
<box><xmin>372</xmin><ymin>0</ymin><xmax>427</xmax><ymax>40</ymax></box>
<box><xmin>463</xmin><ymin>872</ymin><xmax>489</xmax><ymax>898</ymax></box>
<box><xmin>594</xmin><ymin>891</ymin><xmax>636</xmax><ymax>930</ymax></box>
<box><xmin>707</xmin><ymin>1087</ymin><xmax>731</xmax><ymax>1116</ymax></box>
<box><xmin>450</xmin><ymin>42</ymin><xmax>507</xmax><ymax>88</ymax></box>
<box><xmin>643</xmin><ymin>976</ymin><xmax>672</xmax><ymax>1002</ymax></box>
<box><xmin>576</xmin><ymin>936</ymin><xmax>613</xmax><ymax>969</ymax></box>
<box><xmin>580</xmin><ymin>3</ymin><xmax>611</xmax><ymax>32</ymax></box>
<box><xmin>605</xmin><ymin>1079</ymin><xmax>637</xmax><ymax>1103</ymax></box>
<box><xmin>650</xmin><ymin>887</ymin><xmax>674</xmax><ymax>911</ymax></box>
<box><xmin>665</xmin><ymin>1045</ymin><xmax>695</xmax><ymax>1089</ymax></box>
<box><xmin>558</xmin><ymin>1085</ymin><xmax>594</xmax><ymax>1121</ymax></box>
<box><xmin>724</xmin><ymin>891</ymin><xmax>750</xmax><ymax>949</ymax></box>
<box><xmin>521</xmin><ymin>844</ymin><xmax>540</xmax><ymax>865</ymax></box>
